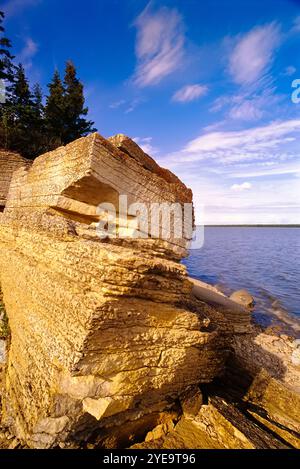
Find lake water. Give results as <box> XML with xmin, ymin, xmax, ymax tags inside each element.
<box><xmin>183</xmin><ymin>227</ymin><xmax>300</xmax><ymax>333</ymax></box>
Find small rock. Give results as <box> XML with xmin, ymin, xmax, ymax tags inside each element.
<box><xmin>180</xmin><ymin>387</ymin><xmax>203</xmax><ymax>417</ymax></box>
<box><xmin>145</xmin><ymin>420</ymin><xmax>175</xmax><ymax>442</ymax></box>
<box><xmin>8</xmin><ymin>438</ymin><xmax>19</xmax><ymax>449</ymax></box>
<box><xmin>230</xmin><ymin>290</ymin><xmax>254</xmax><ymax>308</ymax></box>
<box><xmin>291</xmin><ymin>340</ymin><xmax>300</xmax><ymax>366</ymax></box>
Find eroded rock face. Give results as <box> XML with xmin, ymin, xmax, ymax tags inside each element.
<box><xmin>0</xmin><ymin>150</ymin><xmax>31</xmax><ymax>210</ymax></box>
<box><xmin>0</xmin><ymin>133</ymin><xmax>244</xmax><ymax>448</ymax></box>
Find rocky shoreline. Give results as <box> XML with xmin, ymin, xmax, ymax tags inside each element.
<box><xmin>1</xmin><ymin>278</ymin><xmax>299</xmax><ymax>449</ymax></box>
<box><xmin>0</xmin><ymin>134</ymin><xmax>299</xmax><ymax>449</ymax></box>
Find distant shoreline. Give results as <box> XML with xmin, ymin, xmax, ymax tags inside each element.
<box><xmin>203</xmin><ymin>225</ymin><xmax>300</xmax><ymax>228</ymax></box>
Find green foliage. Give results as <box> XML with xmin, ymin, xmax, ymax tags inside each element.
<box><xmin>62</xmin><ymin>61</ymin><xmax>95</xmax><ymax>143</ymax></box>
<box><xmin>0</xmin><ymin>10</ymin><xmax>15</xmax><ymax>83</ymax></box>
<box><xmin>44</xmin><ymin>63</ymin><xmax>95</xmax><ymax>148</ymax></box>
<box><xmin>0</xmin><ymin>10</ymin><xmax>96</xmax><ymax>159</ymax></box>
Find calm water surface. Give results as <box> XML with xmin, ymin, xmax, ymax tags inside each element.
<box><xmin>183</xmin><ymin>227</ymin><xmax>300</xmax><ymax>331</ymax></box>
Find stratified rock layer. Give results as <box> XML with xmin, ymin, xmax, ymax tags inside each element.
<box><xmin>0</xmin><ymin>151</ymin><xmax>30</xmax><ymax>210</ymax></box>
<box><xmin>0</xmin><ymin>133</ymin><xmax>246</xmax><ymax>448</ymax></box>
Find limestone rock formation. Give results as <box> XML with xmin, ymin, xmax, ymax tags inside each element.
<box><xmin>0</xmin><ymin>150</ymin><xmax>31</xmax><ymax>211</ymax></box>
<box><xmin>0</xmin><ymin>133</ymin><xmax>249</xmax><ymax>448</ymax></box>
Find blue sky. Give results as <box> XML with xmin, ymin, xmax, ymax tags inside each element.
<box><xmin>3</xmin><ymin>0</ymin><xmax>300</xmax><ymax>224</ymax></box>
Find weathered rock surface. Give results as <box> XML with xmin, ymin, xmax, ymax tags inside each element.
<box><xmin>230</xmin><ymin>289</ymin><xmax>254</xmax><ymax>308</ymax></box>
<box><xmin>0</xmin><ymin>150</ymin><xmax>31</xmax><ymax>210</ymax></box>
<box><xmin>190</xmin><ymin>277</ymin><xmax>250</xmax><ymax>334</ymax></box>
<box><xmin>232</xmin><ymin>325</ymin><xmax>300</xmax><ymax>391</ymax></box>
<box><xmin>0</xmin><ymin>133</ymin><xmax>247</xmax><ymax>448</ymax></box>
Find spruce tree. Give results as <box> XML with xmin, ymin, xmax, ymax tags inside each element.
<box><xmin>29</xmin><ymin>83</ymin><xmax>48</xmax><ymax>157</ymax></box>
<box><xmin>63</xmin><ymin>61</ymin><xmax>94</xmax><ymax>143</ymax></box>
<box><xmin>0</xmin><ymin>10</ymin><xmax>15</xmax><ymax>149</ymax></box>
<box><xmin>0</xmin><ymin>11</ymin><xmax>14</xmax><ymax>84</ymax></box>
<box><xmin>6</xmin><ymin>64</ymin><xmax>35</xmax><ymax>156</ymax></box>
<box><xmin>44</xmin><ymin>70</ymin><xmax>65</xmax><ymax>147</ymax></box>
<box><xmin>45</xmin><ymin>63</ymin><xmax>95</xmax><ymax>147</ymax></box>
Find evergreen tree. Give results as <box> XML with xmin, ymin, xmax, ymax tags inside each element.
<box><xmin>0</xmin><ymin>11</ymin><xmax>14</xmax><ymax>84</ymax></box>
<box><xmin>45</xmin><ymin>63</ymin><xmax>95</xmax><ymax>147</ymax></box>
<box><xmin>4</xmin><ymin>65</ymin><xmax>46</xmax><ymax>158</ymax></box>
<box><xmin>44</xmin><ymin>69</ymin><xmax>65</xmax><ymax>147</ymax></box>
<box><xmin>28</xmin><ymin>83</ymin><xmax>48</xmax><ymax>157</ymax></box>
<box><xmin>5</xmin><ymin>64</ymin><xmax>34</xmax><ymax>156</ymax></box>
<box><xmin>0</xmin><ymin>10</ymin><xmax>15</xmax><ymax>149</ymax></box>
<box><xmin>63</xmin><ymin>61</ymin><xmax>94</xmax><ymax>143</ymax></box>
<box><xmin>32</xmin><ymin>83</ymin><xmax>44</xmax><ymax>122</ymax></box>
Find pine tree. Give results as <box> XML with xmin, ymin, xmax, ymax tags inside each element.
<box><xmin>0</xmin><ymin>11</ymin><xmax>14</xmax><ymax>84</ymax></box>
<box><xmin>0</xmin><ymin>10</ymin><xmax>15</xmax><ymax>149</ymax></box>
<box><xmin>5</xmin><ymin>64</ymin><xmax>35</xmax><ymax>156</ymax></box>
<box><xmin>44</xmin><ymin>69</ymin><xmax>65</xmax><ymax>147</ymax></box>
<box><xmin>32</xmin><ymin>83</ymin><xmax>44</xmax><ymax>127</ymax></box>
<box><xmin>45</xmin><ymin>63</ymin><xmax>95</xmax><ymax>147</ymax></box>
<box><xmin>28</xmin><ymin>83</ymin><xmax>48</xmax><ymax>157</ymax></box>
<box><xmin>63</xmin><ymin>61</ymin><xmax>94</xmax><ymax>143</ymax></box>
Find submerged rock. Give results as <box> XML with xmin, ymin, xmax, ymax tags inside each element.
<box><xmin>230</xmin><ymin>289</ymin><xmax>254</xmax><ymax>308</ymax></box>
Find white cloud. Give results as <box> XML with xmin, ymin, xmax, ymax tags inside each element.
<box><xmin>132</xmin><ymin>6</ymin><xmax>185</xmax><ymax>87</ymax></box>
<box><xmin>228</xmin><ymin>100</ymin><xmax>264</xmax><ymax>121</ymax></box>
<box><xmin>292</xmin><ymin>16</ymin><xmax>300</xmax><ymax>33</ymax></box>
<box><xmin>109</xmin><ymin>98</ymin><xmax>144</xmax><ymax>114</ymax></box>
<box><xmin>2</xmin><ymin>0</ymin><xmax>41</xmax><ymax>17</ymax></box>
<box><xmin>211</xmin><ymin>83</ymin><xmax>282</xmax><ymax>123</ymax></box>
<box><xmin>109</xmin><ymin>100</ymin><xmax>126</xmax><ymax>109</ymax></box>
<box><xmin>232</xmin><ymin>162</ymin><xmax>300</xmax><ymax>178</ymax></box>
<box><xmin>172</xmin><ymin>84</ymin><xmax>208</xmax><ymax>103</ymax></box>
<box><xmin>155</xmin><ymin>118</ymin><xmax>300</xmax><ymax>224</ymax></box>
<box><xmin>229</xmin><ymin>23</ymin><xmax>281</xmax><ymax>85</ymax></box>
<box><xmin>17</xmin><ymin>37</ymin><xmax>39</xmax><ymax>70</ymax></box>
<box><xmin>284</xmin><ymin>66</ymin><xmax>297</xmax><ymax>76</ymax></box>
<box><xmin>133</xmin><ymin>136</ymin><xmax>158</xmax><ymax>155</ymax></box>
<box><xmin>125</xmin><ymin>97</ymin><xmax>144</xmax><ymax>114</ymax></box>
<box><xmin>183</xmin><ymin>120</ymin><xmax>300</xmax><ymax>157</ymax></box>
<box><xmin>231</xmin><ymin>182</ymin><xmax>252</xmax><ymax>191</ymax></box>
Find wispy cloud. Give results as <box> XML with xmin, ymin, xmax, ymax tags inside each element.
<box><xmin>132</xmin><ymin>5</ymin><xmax>185</xmax><ymax>87</ymax></box>
<box><xmin>17</xmin><ymin>37</ymin><xmax>39</xmax><ymax>70</ymax></box>
<box><xmin>157</xmin><ymin>119</ymin><xmax>300</xmax><ymax>224</ymax></box>
<box><xmin>231</xmin><ymin>182</ymin><xmax>252</xmax><ymax>191</ymax></box>
<box><xmin>212</xmin><ymin>24</ymin><xmax>283</xmax><ymax>123</ymax></box>
<box><xmin>211</xmin><ymin>90</ymin><xmax>282</xmax><ymax>122</ymax></box>
<box><xmin>109</xmin><ymin>97</ymin><xmax>144</xmax><ymax>114</ymax></box>
<box><xmin>183</xmin><ymin>120</ymin><xmax>300</xmax><ymax>155</ymax></box>
<box><xmin>2</xmin><ymin>0</ymin><xmax>41</xmax><ymax>17</ymax></box>
<box><xmin>172</xmin><ymin>84</ymin><xmax>208</xmax><ymax>103</ymax></box>
<box><xmin>158</xmin><ymin>119</ymin><xmax>300</xmax><ymax>170</ymax></box>
<box><xmin>284</xmin><ymin>65</ymin><xmax>297</xmax><ymax>76</ymax></box>
<box><xmin>291</xmin><ymin>16</ymin><xmax>300</xmax><ymax>33</ymax></box>
<box><xmin>133</xmin><ymin>136</ymin><xmax>158</xmax><ymax>155</ymax></box>
<box><xmin>125</xmin><ymin>97</ymin><xmax>145</xmax><ymax>114</ymax></box>
<box><xmin>229</xmin><ymin>23</ymin><xmax>281</xmax><ymax>85</ymax></box>
<box><xmin>109</xmin><ymin>99</ymin><xmax>126</xmax><ymax>109</ymax></box>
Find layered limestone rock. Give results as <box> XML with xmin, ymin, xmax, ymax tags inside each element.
<box><xmin>0</xmin><ymin>150</ymin><xmax>31</xmax><ymax>210</ymax></box>
<box><xmin>0</xmin><ymin>133</ymin><xmax>250</xmax><ymax>448</ymax></box>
